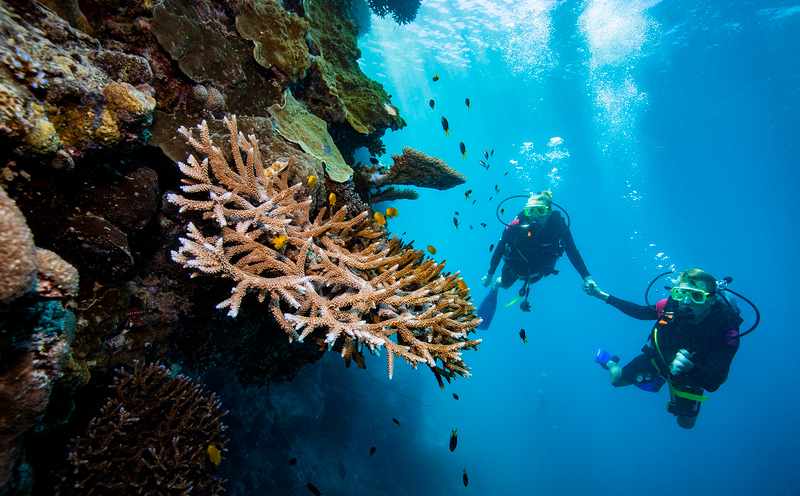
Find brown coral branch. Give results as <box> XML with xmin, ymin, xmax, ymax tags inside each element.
<box><xmin>169</xmin><ymin>117</ymin><xmax>481</xmax><ymax>385</ymax></box>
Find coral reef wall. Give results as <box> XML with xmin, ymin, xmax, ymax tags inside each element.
<box><xmin>0</xmin><ymin>1</ymin><xmax>465</xmax><ymax>495</ymax></box>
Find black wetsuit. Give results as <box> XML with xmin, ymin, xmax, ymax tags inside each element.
<box><xmin>487</xmin><ymin>211</ymin><xmax>590</xmax><ymax>288</ymax></box>
<box><xmin>607</xmin><ymin>296</ymin><xmax>742</xmax><ymax>418</ymax></box>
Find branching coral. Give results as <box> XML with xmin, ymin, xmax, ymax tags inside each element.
<box><xmin>58</xmin><ymin>362</ymin><xmax>228</xmax><ymax>495</ymax></box>
<box><xmin>168</xmin><ymin>117</ymin><xmax>481</xmax><ymax>386</ymax></box>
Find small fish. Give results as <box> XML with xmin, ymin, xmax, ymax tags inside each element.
<box><xmin>433</xmin><ymin>73</ymin><xmax>439</xmax><ymax>81</ymax></box>
<box><xmin>207</xmin><ymin>445</ymin><xmax>222</xmax><ymax>466</ymax></box>
<box><xmin>491</xmin><ymin>148</ymin><xmax>494</xmax><ymax>156</ymax></box>
<box><xmin>369</xmin><ymin>157</ymin><xmax>379</xmax><ymax>165</ymax></box>
<box><xmin>463</xmin><ymin>470</ymin><xmax>469</xmax><ymax>487</ymax></box>
<box><xmin>385</xmin><ymin>207</ymin><xmax>398</xmax><ymax>218</ymax></box>
<box><xmin>469</xmin><ymin>225</ymin><xmax>473</xmax><ymax>230</ymax></box>
<box><xmin>504</xmin><ymin>170</ymin><xmax>509</xmax><ymax>176</ymax></box>
<box><xmin>441</xmin><ymin>116</ymin><xmax>449</xmax><ymax>135</ymax></box>
<box><xmin>478</xmin><ymin>160</ymin><xmax>486</xmax><ymax>168</ymax></box>
<box><xmin>374</xmin><ymin>211</ymin><xmax>386</xmax><ymax>226</ymax></box>
<box><xmin>457</xmin><ymin>280</ymin><xmax>468</xmax><ymax>290</ymax></box>
<box><xmin>450</xmin><ymin>429</ymin><xmax>458</xmax><ymax>452</ymax></box>
<box><xmin>429</xmin><ymin>99</ymin><xmax>435</xmax><ymax>109</ymax></box>
<box><xmin>384</xmin><ymin>102</ymin><xmax>399</xmax><ymax>117</ymax></box>
<box><xmin>455</xmin><ymin>211</ymin><xmax>460</xmax><ymax>215</ymax></box>
<box><xmin>272</xmin><ymin>234</ymin><xmax>287</xmax><ymax>250</ymax></box>
<box><xmin>464</xmin><ymin>189</ymin><xmax>472</xmax><ymax>201</ymax></box>
<box><xmin>392</xmin><ymin>418</ymin><xmax>401</xmax><ymax>427</ymax></box>
<box><xmin>307</xmin><ymin>482</ymin><xmax>323</xmax><ymax>496</ymax></box>
<box><xmin>465</xmin><ymin>98</ymin><xmax>470</xmax><ymax>109</ymax></box>
<box><xmin>489</xmin><ymin>243</ymin><xmax>494</xmax><ymax>251</ymax></box>
<box><xmin>489</xmin><ymin>196</ymin><xmax>493</xmax><ymax>201</ymax></box>
<box><xmin>329</xmin><ymin>193</ymin><xmax>336</xmax><ymax>206</ymax></box>
<box><xmin>453</xmin><ymin>217</ymin><xmax>459</xmax><ymax>229</ymax></box>
<box><xmin>500</xmin><ymin>208</ymin><xmax>504</xmax><ymax>214</ymax></box>
<box><xmin>307</xmin><ymin>175</ymin><xmax>317</xmax><ymax>187</ymax></box>
<box><xmin>427</xmin><ymin>245</ymin><xmax>437</xmax><ymax>254</ymax></box>
<box><xmin>459</xmin><ymin>141</ymin><xmax>466</xmax><ymax>158</ymax></box>
<box><xmin>483</xmin><ymin>150</ymin><xmax>489</xmax><ymax>160</ymax></box>
<box><xmin>321</xmin><ymin>143</ymin><xmax>332</xmax><ymax>155</ymax></box>
<box><xmin>480</xmin><ymin>223</ymin><xmax>487</xmax><ymax>228</ymax></box>
<box><xmin>289</xmin><ymin>457</ymin><xmax>297</xmax><ymax>466</ymax></box>
<box><xmin>494</xmin><ymin>184</ymin><xmax>499</xmax><ymax>193</ymax></box>
<box><xmin>519</xmin><ymin>328</ymin><xmax>528</xmax><ymax>344</ymax></box>
<box><xmin>369</xmin><ymin>446</ymin><xmax>376</xmax><ymax>456</ymax></box>
<box><xmin>452</xmin><ymin>393</ymin><xmax>459</xmax><ymax>400</ymax></box>
<box><xmin>472</xmin><ymin>199</ymin><xmax>476</xmax><ymax>205</ymax></box>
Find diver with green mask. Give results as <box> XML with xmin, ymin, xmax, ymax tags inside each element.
<box><xmin>476</xmin><ymin>190</ymin><xmax>597</xmax><ymax>330</ymax></box>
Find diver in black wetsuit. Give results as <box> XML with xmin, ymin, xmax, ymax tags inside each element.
<box><xmin>590</xmin><ymin>269</ymin><xmax>743</xmax><ymax>429</ymax></box>
<box><xmin>475</xmin><ymin>190</ymin><xmax>597</xmax><ymax>330</ymax></box>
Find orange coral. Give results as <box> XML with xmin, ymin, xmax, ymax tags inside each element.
<box><xmin>169</xmin><ymin>117</ymin><xmax>481</xmax><ymax>387</ymax></box>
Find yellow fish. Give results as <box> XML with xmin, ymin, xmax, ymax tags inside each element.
<box><xmin>272</xmin><ymin>234</ymin><xmax>287</xmax><ymax>249</ymax></box>
<box><xmin>374</xmin><ymin>211</ymin><xmax>386</xmax><ymax>226</ymax></box>
<box><xmin>385</xmin><ymin>207</ymin><xmax>398</xmax><ymax>218</ymax></box>
<box><xmin>457</xmin><ymin>280</ymin><xmax>468</xmax><ymax>290</ymax></box>
<box><xmin>207</xmin><ymin>445</ymin><xmax>222</xmax><ymax>466</ymax></box>
<box><xmin>329</xmin><ymin>193</ymin><xmax>336</xmax><ymax>206</ymax></box>
<box><xmin>427</xmin><ymin>245</ymin><xmax>437</xmax><ymax>254</ymax></box>
<box><xmin>307</xmin><ymin>175</ymin><xmax>317</xmax><ymax>187</ymax></box>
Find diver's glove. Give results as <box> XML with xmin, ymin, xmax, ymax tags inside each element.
<box><xmin>481</xmin><ymin>273</ymin><xmax>494</xmax><ymax>287</ymax></box>
<box><xmin>669</xmin><ymin>349</ymin><xmax>695</xmax><ymax>375</ymax></box>
<box><xmin>520</xmin><ymin>300</ymin><xmax>531</xmax><ymax>312</ymax></box>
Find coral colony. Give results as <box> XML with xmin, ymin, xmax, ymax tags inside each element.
<box><xmin>169</xmin><ymin>117</ymin><xmax>481</xmax><ymax>384</ymax></box>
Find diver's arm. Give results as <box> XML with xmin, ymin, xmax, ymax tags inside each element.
<box><xmin>562</xmin><ymin>226</ymin><xmax>591</xmax><ymax>280</ymax></box>
<box><xmin>687</xmin><ymin>328</ymin><xmax>740</xmax><ymax>392</ymax></box>
<box><xmin>605</xmin><ymin>295</ymin><xmax>660</xmax><ymax>320</ymax></box>
<box><xmin>487</xmin><ymin>230</ymin><xmax>510</xmax><ymax>275</ymax></box>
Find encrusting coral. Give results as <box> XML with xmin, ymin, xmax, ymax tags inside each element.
<box><xmin>168</xmin><ymin>116</ymin><xmax>481</xmax><ymax>386</ymax></box>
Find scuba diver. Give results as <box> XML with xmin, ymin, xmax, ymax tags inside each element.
<box><xmin>589</xmin><ymin>269</ymin><xmax>744</xmax><ymax>429</ymax></box>
<box><xmin>476</xmin><ymin>190</ymin><xmax>597</xmax><ymax>330</ymax></box>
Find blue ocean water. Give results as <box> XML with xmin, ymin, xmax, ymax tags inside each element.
<box><xmin>252</xmin><ymin>2</ymin><xmax>799</xmax><ymax>495</ymax></box>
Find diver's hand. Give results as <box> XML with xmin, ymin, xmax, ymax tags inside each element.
<box><xmin>583</xmin><ymin>276</ymin><xmax>609</xmax><ymax>301</ymax></box>
<box><xmin>482</xmin><ymin>273</ymin><xmax>493</xmax><ymax>287</ymax></box>
<box><xmin>669</xmin><ymin>349</ymin><xmax>695</xmax><ymax>376</ymax></box>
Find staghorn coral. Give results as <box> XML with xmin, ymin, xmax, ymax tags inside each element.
<box><xmin>168</xmin><ymin>116</ymin><xmax>481</xmax><ymax>386</ymax></box>
<box><xmin>58</xmin><ymin>362</ymin><xmax>228</xmax><ymax>495</ymax></box>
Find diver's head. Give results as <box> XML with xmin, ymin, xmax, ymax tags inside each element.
<box><xmin>671</xmin><ymin>269</ymin><xmax>718</xmax><ymax>321</ymax></box>
<box><xmin>519</xmin><ymin>190</ymin><xmax>553</xmax><ymax>228</ymax></box>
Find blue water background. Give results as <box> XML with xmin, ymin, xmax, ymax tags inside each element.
<box><xmin>252</xmin><ymin>2</ymin><xmax>800</xmax><ymax>495</ymax></box>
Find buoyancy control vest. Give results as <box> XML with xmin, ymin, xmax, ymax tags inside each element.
<box><xmin>646</xmin><ymin>298</ymin><xmax>743</xmax><ymax>402</ymax></box>
<box><xmin>502</xmin><ymin>212</ymin><xmax>566</xmax><ymax>276</ymax></box>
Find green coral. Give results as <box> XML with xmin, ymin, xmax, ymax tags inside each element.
<box><xmin>268</xmin><ymin>91</ymin><xmax>352</xmax><ymax>182</ymax></box>
<box><xmin>305</xmin><ymin>0</ymin><xmax>405</xmax><ymax>135</ymax></box>
<box><xmin>235</xmin><ymin>0</ymin><xmax>311</xmax><ymax>82</ymax></box>
<box><xmin>151</xmin><ymin>0</ymin><xmax>246</xmax><ymax>85</ymax></box>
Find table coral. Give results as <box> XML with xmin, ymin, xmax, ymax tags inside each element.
<box><xmin>370</xmin><ymin>147</ymin><xmax>467</xmax><ymax>189</ymax></box>
<box><xmin>168</xmin><ymin>117</ymin><xmax>481</xmax><ymax>387</ymax></box>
